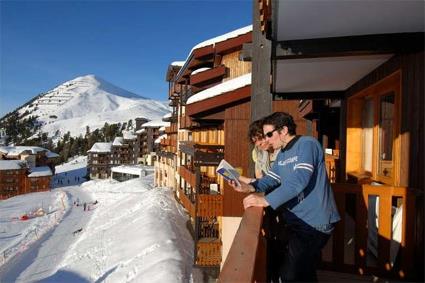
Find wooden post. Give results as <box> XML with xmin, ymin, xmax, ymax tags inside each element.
<box><xmin>251</xmin><ymin>0</ymin><xmax>272</xmax><ymax>122</ymax></box>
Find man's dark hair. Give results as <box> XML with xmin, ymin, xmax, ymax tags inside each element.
<box><xmin>263</xmin><ymin>112</ymin><xmax>297</xmax><ymax>135</ymax></box>
<box><xmin>248</xmin><ymin>119</ymin><xmax>264</xmax><ymax>143</ymax></box>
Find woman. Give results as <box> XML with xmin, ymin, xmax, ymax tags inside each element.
<box><xmin>239</xmin><ymin>119</ymin><xmax>278</xmax><ymax>184</ymax></box>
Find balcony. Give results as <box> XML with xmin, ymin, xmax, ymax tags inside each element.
<box><xmin>190</xmin><ymin>65</ymin><xmax>227</xmax><ymax>87</ymax></box>
<box><xmin>178</xmin><ymin>165</ymin><xmax>196</xmax><ymax>188</ymax></box>
<box><xmin>179</xmin><ymin>141</ymin><xmax>224</xmax><ymax>166</ymax></box>
<box><xmin>198</xmin><ymin>194</ymin><xmax>223</xmax><ymax>217</ymax></box>
<box><xmin>177</xmin><ymin>185</ymin><xmax>195</xmax><ymax>218</ymax></box>
<box><xmin>179</xmin><ymin>114</ymin><xmax>192</xmax><ymax>129</ymax></box>
<box><xmin>196</xmin><ymin>239</ymin><xmax>222</xmax><ymax>267</ymax></box>
<box><xmin>219</xmin><ymin>184</ymin><xmax>419</xmax><ymax>282</ymax></box>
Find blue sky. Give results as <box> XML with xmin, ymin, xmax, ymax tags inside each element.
<box><xmin>0</xmin><ymin>0</ymin><xmax>251</xmax><ymax>117</ymax></box>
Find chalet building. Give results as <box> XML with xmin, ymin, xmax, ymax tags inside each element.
<box><xmin>0</xmin><ymin>146</ymin><xmax>59</xmax><ymax>174</ymax></box>
<box><xmin>87</xmin><ymin>142</ymin><xmax>113</xmax><ymax>179</ymax></box>
<box><xmin>0</xmin><ymin>146</ymin><xmax>56</xmax><ymax>199</ymax></box>
<box><xmin>137</xmin><ymin>120</ymin><xmax>169</xmax><ymax>166</ymax></box>
<box><xmin>0</xmin><ymin>160</ymin><xmax>28</xmax><ymax>199</ymax></box>
<box><xmin>220</xmin><ymin>1</ymin><xmax>424</xmax><ymax>282</ymax></box>
<box><xmin>155</xmin><ymin>24</ymin><xmax>317</xmax><ymax>273</ymax></box>
<box><xmin>111</xmin><ymin>165</ymin><xmax>149</xmax><ymax>182</ymax></box>
<box><xmin>155</xmin><ymin>100</ymin><xmax>180</xmax><ymax>188</ymax></box>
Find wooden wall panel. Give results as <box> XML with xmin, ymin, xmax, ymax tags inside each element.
<box><xmin>221</xmin><ymin>51</ymin><xmax>252</xmax><ymax>82</ymax></box>
<box><xmin>223</xmin><ymin>101</ymin><xmax>251</xmax><ymax>216</ymax></box>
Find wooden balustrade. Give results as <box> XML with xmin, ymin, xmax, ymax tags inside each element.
<box><xmin>219</xmin><ymin>207</ymin><xmax>266</xmax><ymax>282</ymax></box>
<box><xmin>177</xmin><ymin>186</ymin><xmax>195</xmax><ymax>218</ymax></box>
<box><xmin>197</xmin><ymin>194</ymin><xmax>223</xmax><ymax>217</ymax></box>
<box><xmin>325</xmin><ymin>183</ymin><xmax>416</xmax><ymax>280</ymax></box>
<box><xmin>196</xmin><ymin>239</ymin><xmax>222</xmax><ymax>266</ymax></box>
<box><xmin>219</xmin><ymin>184</ymin><xmax>417</xmax><ymax>281</ymax></box>
<box><xmin>178</xmin><ymin>166</ymin><xmax>196</xmax><ymax>188</ymax></box>
<box><xmin>180</xmin><ymin>114</ymin><xmax>192</xmax><ymax>129</ymax></box>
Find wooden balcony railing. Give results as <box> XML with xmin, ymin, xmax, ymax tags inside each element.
<box><xmin>179</xmin><ymin>114</ymin><xmax>192</xmax><ymax>129</ymax></box>
<box><xmin>196</xmin><ymin>239</ymin><xmax>222</xmax><ymax>266</ymax></box>
<box><xmin>198</xmin><ymin>194</ymin><xmax>223</xmax><ymax>217</ymax></box>
<box><xmin>326</xmin><ymin>183</ymin><xmax>416</xmax><ymax>280</ymax></box>
<box><xmin>178</xmin><ymin>166</ymin><xmax>196</xmax><ymax>188</ymax></box>
<box><xmin>177</xmin><ymin>186</ymin><xmax>195</xmax><ymax>218</ymax></box>
<box><xmin>219</xmin><ymin>207</ymin><xmax>266</xmax><ymax>282</ymax></box>
<box><xmin>219</xmin><ymin>184</ymin><xmax>418</xmax><ymax>281</ymax></box>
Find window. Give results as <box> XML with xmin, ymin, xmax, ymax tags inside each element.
<box><xmin>378</xmin><ymin>93</ymin><xmax>395</xmax><ymax>177</ymax></box>
<box><xmin>346</xmin><ymin>71</ymin><xmax>400</xmax><ymax>186</ymax></box>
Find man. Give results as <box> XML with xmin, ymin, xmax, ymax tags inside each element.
<box><xmin>230</xmin><ymin>112</ymin><xmax>340</xmax><ymax>282</ymax></box>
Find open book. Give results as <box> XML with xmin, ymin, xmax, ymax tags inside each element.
<box><xmin>216</xmin><ymin>159</ymin><xmax>241</xmax><ymax>186</ymax></box>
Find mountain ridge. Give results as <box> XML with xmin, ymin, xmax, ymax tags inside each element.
<box><xmin>1</xmin><ymin>75</ymin><xmax>169</xmax><ymax>140</ymax></box>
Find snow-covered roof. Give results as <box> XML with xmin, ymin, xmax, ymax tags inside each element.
<box><xmin>113</xmin><ymin>137</ymin><xmax>124</xmax><ymax>146</ymax></box>
<box><xmin>193</xmin><ymin>25</ymin><xmax>252</xmax><ymax>51</ymax></box>
<box><xmin>191</xmin><ymin>67</ymin><xmax>211</xmax><ymax>75</ymax></box>
<box><xmin>28</xmin><ymin>166</ymin><xmax>52</xmax><ymax>177</ymax></box>
<box><xmin>0</xmin><ymin>146</ymin><xmax>58</xmax><ymax>159</ymax></box>
<box><xmin>170</xmin><ymin>61</ymin><xmax>185</xmax><ymax>67</ymax></box>
<box><xmin>159</xmin><ymin>126</ymin><xmax>166</xmax><ymax>132</ymax></box>
<box><xmin>162</xmin><ymin>112</ymin><xmax>172</xmax><ymax>119</ymax></box>
<box><xmin>135</xmin><ymin>128</ymin><xmax>146</xmax><ymax>134</ymax></box>
<box><xmin>177</xmin><ymin>25</ymin><xmax>252</xmax><ymax>79</ymax></box>
<box><xmin>87</xmin><ymin>142</ymin><xmax>112</xmax><ymax>153</ymax></box>
<box><xmin>141</xmin><ymin>120</ymin><xmax>170</xmax><ymax>128</ymax></box>
<box><xmin>187</xmin><ymin>73</ymin><xmax>251</xmax><ymax>104</ymax></box>
<box><xmin>0</xmin><ymin>146</ymin><xmax>46</xmax><ymax>156</ymax></box>
<box><xmin>154</xmin><ymin>134</ymin><xmax>167</xmax><ymax>144</ymax></box>
<box><xmin>111</xmin><ymin>165</ymin><xmax>145</xmax><ymax>176</ymax></box>
<box><xmin>46</xmin><ymin>151</ymin><xmax>60</xmax><ymax>158</ymax></box>
<box><xmin>123</xmin><ymin>131</ymin><xmax>137</xmax><ymax>140</ymax></box>
<box><xmin>0</xmin><ymin>160</ymin><xmax>26</xmax><ymax>170</ymax></box>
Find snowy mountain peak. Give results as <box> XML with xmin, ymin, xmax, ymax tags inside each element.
<box><xmin>11</xmin><ymin>75</ymin><xmax>170</xmax><ymax>138</ymax></box>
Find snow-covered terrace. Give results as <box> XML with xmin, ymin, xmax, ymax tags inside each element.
<box><xmin>187</xmin><ymin>73</ymin><xmax>251</xmax><ymax>104</ymax></box>
<box><xmin>28</xmin><ymin>166</ymin><xmax>52</xmax><ymax>177</ymax></box>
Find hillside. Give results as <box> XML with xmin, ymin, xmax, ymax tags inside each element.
<box><xmin>1</xmin><ymin>75</ymin><xmax>169</xmax><ymax>140</ymax></box>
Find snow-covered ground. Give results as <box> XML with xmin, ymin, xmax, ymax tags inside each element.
<box><xmin>0</xmin><ymin>157</ymin><xmax>194</xmax><ymax>282</ymax></box>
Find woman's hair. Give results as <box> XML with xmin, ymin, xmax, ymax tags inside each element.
<box><xmin>248</xmin><ymin>119</ymin><xmax>264</xmax><ymax>143</ymax></box>
<box><xmin>263</xmin><ymin>112</ymin><xmax>297</xmax><ymax>135</ymax></box>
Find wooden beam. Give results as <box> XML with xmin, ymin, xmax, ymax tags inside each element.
<box><xmin>274</xmin><ymin>33</ymin><xmax>425</xmax><ymax>60</ymax></box>
<box><xmin>251</xmin><ymin>0</ymin><xmax>272</xmax><ymax>122</ymax></box>
<box><xmin>186</xmin><ymin>85</ymin><xmax>251</xmax><ymax>116</ymax></box>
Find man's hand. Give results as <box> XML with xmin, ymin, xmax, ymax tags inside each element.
<box><xmin>228</xmin><ymin>180</ymin><xmax>254</xmax><ymax>193</ymax></box>
<box><xmin>243</xmin><ymin>193</ymin><xmax>269</xmax><ymax>209</ymax></box>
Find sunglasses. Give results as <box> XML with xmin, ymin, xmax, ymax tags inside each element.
<box><xmin>264</xmin><ymin>128</ymin><xmax>279</xmax><ymax>138</ymax></box>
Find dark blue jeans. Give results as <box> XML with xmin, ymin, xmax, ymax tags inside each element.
<box><xmin>277</xmin><ymin>225</ymin><xmax>330</xmax><ymax>282</ymax></box>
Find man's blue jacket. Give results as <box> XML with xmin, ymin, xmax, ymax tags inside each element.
<box><xmin>252</xmin><ymin>135</ymin><xmax>340</xmax><ymax>233</ymax></box>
